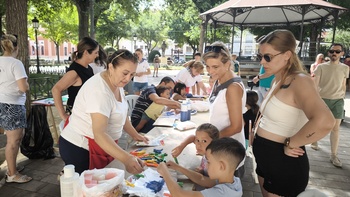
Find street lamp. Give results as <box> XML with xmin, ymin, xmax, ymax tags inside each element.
<box><xmin>133</xmin><ymin>34</ymin><xmax>137</xmax><ymax>50</ymax></box>
<box><xmin>32</xmin><ymin>17</ymin><xmax>41</xmax><ymax>74</ymax></box>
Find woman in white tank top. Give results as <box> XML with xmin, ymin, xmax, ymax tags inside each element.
<box><xmin>252</xmin><ymin>29</ymin><xmax>335</xmax><ymax>197</ymax></box>
<box><xmin>202</xmin><ymin>42</ymin><xmax>246</xmax><ymax>178</ymax></box>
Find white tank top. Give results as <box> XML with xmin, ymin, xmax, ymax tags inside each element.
<box><xmin>259</xmin><ymin>81</ymin><xmax>308</xmax><ymax>137</ymax></box>
<box><xmin>209</xmin><ymin>81</ymin><xmax>246</xmax><ymax>168</ymax></box>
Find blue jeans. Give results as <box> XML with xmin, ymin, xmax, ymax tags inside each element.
<box><xmin>133</xmin><ymin>82</ymin><xmax>148</xmax><ymax>92</ymax></box>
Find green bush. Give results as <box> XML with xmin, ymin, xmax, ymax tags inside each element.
<box><xmin>105</xmin><ymin>47</ymin><xmax>117</xmax><ymax>56</ymax></box>
<box><xmin>148</xmin><ymin>50</ymin><xmax>161</xmax><ymax>63</ymax></box>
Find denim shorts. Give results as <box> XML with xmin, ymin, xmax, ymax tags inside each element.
<box><xmin>132</xmin><ymin>82</ymin><xmax>148</xmax><ymax>92</ymax></box>
<box><xmin>0</xmin><ymin>102</ymin><xmax>26</xmax><ymax>130</ymax></box>
<box><xmin>322</xmin><ymin>98</ymin><xmax>344</xmax><ymax>119</ymax></box>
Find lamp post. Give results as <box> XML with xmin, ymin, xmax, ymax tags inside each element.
<box><xmin>32</xmin><ymin>17</ymin><xmax>41</xmax><ymax>74</ymax></box>
<box><xmin>133</xmin><ymin>34</ymin><xmax>137</xmax><ymax>51</ymax></box>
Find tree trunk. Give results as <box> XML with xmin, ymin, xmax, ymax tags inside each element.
<box><xmin>199</xmin><ymin>20</ymin><xmax>206</xmax><ymax>54</ymax></box>
<box><xmin>56</xmin><ymin>43</ymin><xmax>60</xmax><ymax>64</ymax></box>
<box><xmin>73</xmin><ymin>0</ymin><xmax>90</xmax><ymax>40</ymax></box>
<box><xmin>5</xmin><ymin>0</ymin><xmax>30</xmax><ymax>115</ymax></box>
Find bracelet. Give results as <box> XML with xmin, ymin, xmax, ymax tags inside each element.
<box><xmin>284</xmin><ymin>137</ymin><xmax>293</xmax><ymax>149</ymax></box>
<box><xmin>257</xmin><ymin>75</ymin><xmax>260</xmax><ymax>79</ymax></box>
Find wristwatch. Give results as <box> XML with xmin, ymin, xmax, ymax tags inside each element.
<box><xmin>284</xmin><ymin>137</ymin><xmax>293</xmax><ymax>149</ymax></box>
<box><xmin>257</xmin><ymin>75</ymin><xmax>260</xmax><ymax>79</ymax></box>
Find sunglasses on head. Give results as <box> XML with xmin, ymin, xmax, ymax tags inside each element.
<box><xmin>204</xmin><ymin>46</ymin><xmax>225</xmax><ymax>53</ymax></box>
<box><xmin>257</xmin><ymin>52</ymin><xmax>283</xmax><ymax>62</ymax></box>
<box><xmin>328</xmin><ymin>50</ymin><xmax>342</xmax><ymax>54</ymax></box>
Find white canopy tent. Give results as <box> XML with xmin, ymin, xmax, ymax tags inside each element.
<box><xmin>200</xmin><ymin>0</ymin><xmax>347</xmax><ymax>56</ymax></box>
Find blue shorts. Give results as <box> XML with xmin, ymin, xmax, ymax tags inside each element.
<box><xmin>132</xmin><ymin>82</ymin><xmax>148</xmax><ymax>92</ymax></box>
<box><xmin>0</xmin><ymin>102</ymin><xmax>26</xmax><ymax>131</ymax></box>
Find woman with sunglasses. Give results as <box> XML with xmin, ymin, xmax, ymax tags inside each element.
<box><xmin>202</xmin><ymin>42</ymin><xmax>246</xmax><ymax>178</ymax></box>
<box><xmin>252</xmin><ymin>29</ymin><xmax>335</xmax><ymax>197</ymax></box>
<box><xmin>175</xmin><ymin>60</ymin><xmax>208</xmax><ymax>96</ymax></box>
<box><xmin>59</xmin><ymin>49</ymin><xmax>148</xmax><ymax>174</ymax></box>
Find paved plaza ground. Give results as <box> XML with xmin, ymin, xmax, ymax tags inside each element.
<box><xmin>0</xmin><ymin>70</ymin><xmax>349</xmax><ymax>197</ymax></box>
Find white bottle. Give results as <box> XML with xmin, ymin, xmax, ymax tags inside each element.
<box><xmin>60</xmin><ymin>164</ymin><xmax>80</xmax><ymax>197</ymax></box>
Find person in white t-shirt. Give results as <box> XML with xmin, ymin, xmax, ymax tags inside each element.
<box><xmin>0</xmin><ymin>34</ymin><xmax>31</xmax><ymax>183</ymax></box>
<box><xmin>133</xmin><ymin>48</ymin><xmax>151</xmax><ymax>95</ymax></box>
<box><xmin>175</xmin><ymin>60</ymin><xmax>208</xmax><ymax>96</ymax></box>
<box><xmin>59</xmin><ymin>49</ymin><xmax>148</xmax><ymax>174</ymax></box>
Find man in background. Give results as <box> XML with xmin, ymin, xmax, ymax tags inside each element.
<box><xmin>313</xmin><ymin>43</ymin><xmax>349</xmax><ymax>168</ymax></box>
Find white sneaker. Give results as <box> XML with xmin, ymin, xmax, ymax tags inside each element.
<box><xmin>311</xmin><ymin>142</ymin><xmax>319</xmax><ymax>150</ymax></box>
<box><xmin>330</xmin><ymin>155</ymin><xmax>342</xmax><ymax>168</ymax></box>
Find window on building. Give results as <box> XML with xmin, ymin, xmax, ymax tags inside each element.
<box><xmin>41</xmin><ymin>46</ymin><xmax>44</xmax><ymax>55</ymax></box>
<box><xmin>64</xmin><ymin>47</ymin><xmax>68</xmax><ymax>56</ymax></box>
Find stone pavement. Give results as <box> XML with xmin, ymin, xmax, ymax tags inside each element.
<box><xmin>0</xmin><ymin>70</ymin><xmax>349</xmax><ymax>197</ymax></box>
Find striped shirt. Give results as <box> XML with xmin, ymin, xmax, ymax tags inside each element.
<box><xmin>131</xmin><ymin>85</ymin><xmax>157</xmax><ymax>126</ymax></box>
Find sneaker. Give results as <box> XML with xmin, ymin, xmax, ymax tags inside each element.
<box><xmin>311</xmin><ymin>142</ymin><xmax>319</xmax><ymax>150</ymax></box>
<box><xmin>330</xmin><ymin>155</ymin><xmax>342</xmax><ymax>168</ymax></box>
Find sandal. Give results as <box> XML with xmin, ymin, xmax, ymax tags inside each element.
<box><xmin>6</xmin><ymin>172</ymin><xmax>32</xmax><ymax>183</ymax></box>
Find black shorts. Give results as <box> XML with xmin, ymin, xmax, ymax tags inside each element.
<box><xmin>253</xmin><ymin>134</ymin><xmax>309</xmax><ymax>197</ymax></box>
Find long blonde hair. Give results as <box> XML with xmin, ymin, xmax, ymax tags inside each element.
<box><xmin>259</xmin><ymin>29</ymin><xmax>307</xmax><ymax>97</ymax></box>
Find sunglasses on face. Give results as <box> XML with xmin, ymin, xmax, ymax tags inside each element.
<box><xmin>328</xmin><ymin>50</ymin><xmax>342</xmax><ymax>54</ymax></box>
<box><xmin>204</xmin><ymin>46</ymin><xmax>225</xmax><ymax>53</ymax></box>
<box><xmin>257</xmin><ymin>52</ymin><xmax>283</xmax><ymax>62</ymax></box>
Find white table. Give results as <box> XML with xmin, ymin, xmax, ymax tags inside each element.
<box><xmin>108</xmin><ymin>111</ymin><xmax>210</xmax><ymax>180</ymax></box>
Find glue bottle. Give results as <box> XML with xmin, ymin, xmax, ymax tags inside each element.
<box><xmin>60</xmin><ymin>164</ymin><xmax>79</xmax><ymax>197</ymax></box>
<box><xmin>186</xmin><ymin>98</ymin><xmax>191</xmax><ymax>121</ymax></box>
<box><xmin>180</xmin><ymin>101</ymin><xmax>188</xmax><ymax>122</ymax></box>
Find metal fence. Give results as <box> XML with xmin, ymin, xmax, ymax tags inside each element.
<box><xmin>29</xmin><ymin>76</ymin><xmax>66</xmax><ymax>101</ymax></box>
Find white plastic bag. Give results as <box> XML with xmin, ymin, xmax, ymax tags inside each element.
<box><xmin>190</xmin><ymin>100</ymin><xmax>210</xmax><ymax>112</ymax></box>
<box><xmin>80</xmin><ymin>168</ymin><xmax>125</xmax><ymax>197</ymax></box>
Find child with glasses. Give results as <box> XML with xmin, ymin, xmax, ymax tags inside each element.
<box><xmin>252</xmin><ymin>29</ymin><xmax>334</xmax><ymax>197</ymax></box>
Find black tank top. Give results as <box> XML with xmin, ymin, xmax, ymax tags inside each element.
<box><xmin>66</xmin><ymin>61</ymin><xmax>94</xmax><ymax>109</ymax></box>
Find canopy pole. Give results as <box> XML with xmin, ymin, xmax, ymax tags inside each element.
<box><xmin>239</xmin><ymin>26</ymin><xmax>243</xmax><ymax>60</ymax></box>
<box><xmin>317</xmin><ymin>18</ymin><xmax>325</xmax><ymax>54</ymax></box>
<box><xmin>332</xmin><ymin>10</ymin><xmax>339</xmax><ymax>45</ymax></box>
<box><xmin>230</xmin><ymin>8</ymin><xmax>236</xmax><ymax>53</ymax></box>
<box><xmin>298</xmin><ymin>6</ymin><xmax>306</xmax><ymax>58</ymax></box>
<box><xmin>213</xmin><ymin>21</ymin><xmax>217</xmax><ymax>41</ymax></box>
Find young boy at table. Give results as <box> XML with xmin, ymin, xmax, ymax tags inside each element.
<box><xmin>157</xmin><ymin>137</ymin><xmax>245</xmax><ymax>197</ymax></box>
<box><xmin>135</xmin><ymin>86</ymin><xmax>171</xmax><ymax>132</ymax></box>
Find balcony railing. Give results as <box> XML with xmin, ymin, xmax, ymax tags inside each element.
<box><xmin>29</xmin><ymin>76</ymin><xmax>66</xmax><ymax>101</ymax></box>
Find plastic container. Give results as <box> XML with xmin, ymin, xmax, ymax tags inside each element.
<box><xmin>186</xmin><ymin>99</ymin><xmax>191</xmax><ymax>121</ymax></box>
<box><xmin>180</xmin><ymin>101</ymin><xmax>188</xmax><ymax>122</ymax></box>
<box><xmin>60</xmin><ymin>164</ymin><xmax>79</xmax><ymax>197</ymax></box>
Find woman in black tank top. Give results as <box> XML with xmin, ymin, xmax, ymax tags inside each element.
<box><xmin>52</xmin><ymin>37</ymin><xmax>103</xmax><ymax>122</ymax></box>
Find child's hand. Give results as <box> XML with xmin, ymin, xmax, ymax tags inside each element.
<box><xmin>166</xmin><ymin>160</ymin><xmax>180</xmax><ymax>170</ymax></box>
<box><xmin>157</xmin><ymin>162</ymin><xmax>168</xmax><ymax>176</ymax></box>
<box><xmin>172</xmin><ymin>146</ymin><xmax>184</xmax><ymax>157</ymax></box>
